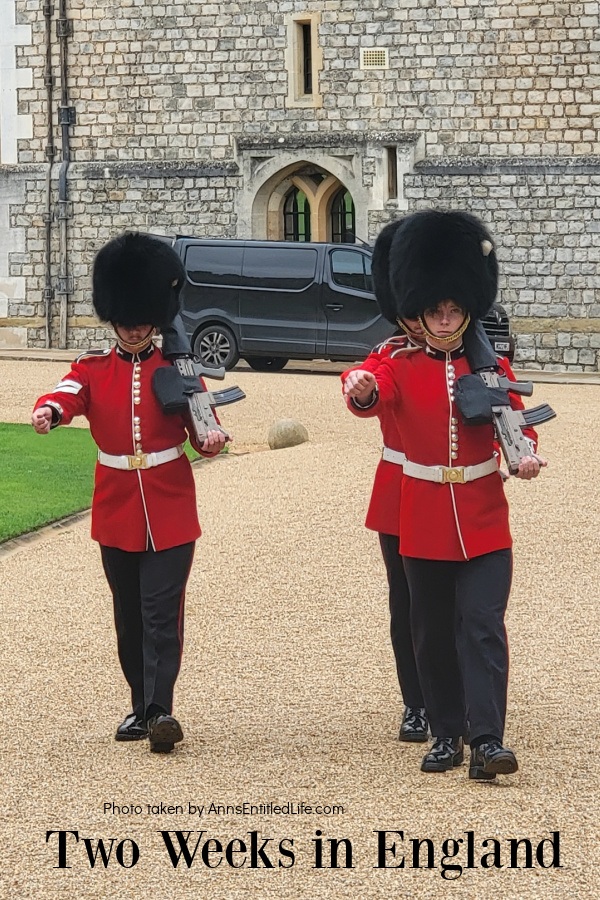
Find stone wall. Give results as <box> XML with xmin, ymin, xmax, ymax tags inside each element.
<box><xmin>0</xmin><ymin>167</ymin><xmax>43</xmax><ymax>348</ymax></box>
<box><xmin>1</xmin><ymin>0</ymin><xmax>598</xmax><ymax>366</ymax></box>
<box><xmin>406</xmin><ymin>158</ymin><xmax>600</xmax><ymax>371</ymax></box>
<box><xmin>0</xmin><ymin>0</ymin><xmax>32</xmax><ymax>164</ymax></box>
<box><xmin>15</xmin><ymin>0</ymin><xmax>600</xmax><ymax>164</ymax></box>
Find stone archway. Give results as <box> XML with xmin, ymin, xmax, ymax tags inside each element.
<box><xmin>264</xmin><ymin>165</ymin><xmax>352</xmax><ymax>241</ymax></box>
<box><xmin>236</xmin><ymin>148</ymin><xmax>370</xmax><ymax>241</ymax></box>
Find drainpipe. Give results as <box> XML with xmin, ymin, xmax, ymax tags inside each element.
<box><xmin>43</xmin><ymin>2</ymin><xmax>55</xmax><ymax>348</ymax></box>
<box><xmin>56</xmin><ymin>0</ymin><xmax>74</xmax><ymax>349</ymax></box>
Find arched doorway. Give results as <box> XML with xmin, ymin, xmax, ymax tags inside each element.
<box><xmin>264</xmin><ymin>165</ymin><xmax>356</xmax><ymax>242</ymax></box>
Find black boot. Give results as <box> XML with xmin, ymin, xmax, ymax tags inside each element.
<box><xmin>420</xmin><ymin>737</ymin><xmax>464</xmax><ymax>772</ymax></box>
<box><xmin>469</xmin><ymin>741</ymin><xmax>518</xmax><ymax>780</ymax></box>
<box><xmin>115</xmin><ymin>713</ymin><xmax>148</xmax><ymax>742</ymax></box>
<box><xmin>399</xmin><ymin>706</ymin><xmax>429</xmax><ymax>743</ymax></box>
<box><xmin>147</xmin><ymin>713</ymin><xmax>184</xmax><ymax>754</ymax></box>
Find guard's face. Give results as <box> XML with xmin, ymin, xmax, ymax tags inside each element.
<box><xmin>402</xmin><ymin>316</ymin><xmax>425</xmax><ymax>338</ymax></box>
<box><xmin>422</xmin><ymin>300</ymin><xmax>466</xmax><ymax>338</ymax></box>
<box><xmin>114</xmin><ymin>323</ymin><xmax>154</xmax><ymax>344</ymax></box>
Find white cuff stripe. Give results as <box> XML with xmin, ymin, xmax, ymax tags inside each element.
<box><xmin>54</xmin><ymin>380</ymin><xmax>83</xmax><ymax>394</ymax></box>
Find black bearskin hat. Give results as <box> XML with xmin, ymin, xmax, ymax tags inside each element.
<box><xmin>371</xmin><ymin>218</ymin><xmax>405</xmax><ymax>325</ymax></box>
<box><xmin>372</xmin><ymin>209</ymin><xmax>499</xmax><ymax>321</ymax></box>
<box><xmin>92</xmin><ymin>232</ymin><xmax>185</xmax><ymax>328</ymax></box>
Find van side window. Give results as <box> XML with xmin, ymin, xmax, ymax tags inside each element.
<box><xmin>186</xmin><ymin>245</ymin><xmax>243</xmax><ymax>286</ymax></box>
<box><xmin>242</xmin><ymin>247</ymin><xmax>317</xmax><ymax>290</ymax></box>
<box><xmin>331</xmin><ymin>250</ymin><xmax>373</xmax><ymax>294</ymax></box>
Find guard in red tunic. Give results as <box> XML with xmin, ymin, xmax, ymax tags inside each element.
<box><xmin>32</xmin><ymin>232</ymin><xmax>227</xmax><ymax>753</ymax></box>
<box><xmin>345</xmin><ymin>210</ymin><xmax>547</xmax><ymax>780</ymax></box>
<box><xmin>342</xmin><ymin>311</ymin><xmax>430</xmax><ymax>743</ymax></box>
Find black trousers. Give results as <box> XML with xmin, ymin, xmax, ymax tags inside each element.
<box><xmin>379</xmin><ymin>533</ymin><xmax>424</xmax><ymax>708</ymax></box>
<box><xmin>403</xmin><ymin>549</ymin><xmax>512</xmax><ymax>743</ymax></box>
<box><xmin>100</xmin><ymin>542</ymin><xmax>195</xmax><ymax>720</ymax></box>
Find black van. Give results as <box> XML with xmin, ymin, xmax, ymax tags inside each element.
<box><xmin>174</xmin><ymin>237</ymin><xmax>514</xmax><ymax>370</ymax></box>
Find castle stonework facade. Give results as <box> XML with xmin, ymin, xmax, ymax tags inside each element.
<box><xmin>0</xmin><ymin>0</ymin><xmax>599</xmax><ymax>369</ymax></box>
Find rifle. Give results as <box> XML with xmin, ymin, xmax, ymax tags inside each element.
<box><xmin>154</xmin><ymin>314</ymin><xmax>245</xmax><ymax>443</ymax></box>
<box><xmin>457</xmin><ymin>320</ymin><xmax>556</xmax><ymax>475</ymax></box>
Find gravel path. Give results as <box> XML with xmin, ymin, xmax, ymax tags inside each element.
<box><xmin>0</xmin><ymin>359</ymin><xmax>598</xmax><ymax>899</ymax></box>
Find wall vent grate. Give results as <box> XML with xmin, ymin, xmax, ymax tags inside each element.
<box><xmin>360</xmin><ymin>48</ymin><xmax>389</xmax><ymax>70</ymax></box>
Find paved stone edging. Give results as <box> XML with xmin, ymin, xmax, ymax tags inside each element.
<box><xmin>0</xmin><ymin>509</ymin><xmax>91</xmax><ymax>559</ymax></box>
<box><xmin>0</xmin><ymin>453</ymin><xmax>240</xmax><ymax>559</ymax></box>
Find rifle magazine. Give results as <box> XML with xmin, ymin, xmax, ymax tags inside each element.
<box><xmin>521</xmin><ymin>403</ymin><xmax>557</xmax><ymax>426</ymax></box>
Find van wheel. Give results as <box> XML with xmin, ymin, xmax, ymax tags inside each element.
<box><xmin>193</xmin><ymin>324</ymin><xmax>239</xmax><ymax>370</ymax></box>
<box><xmin>244</xmin><ymin>357</ymin><xmax>289</xmax><ymax>372</ymax></box>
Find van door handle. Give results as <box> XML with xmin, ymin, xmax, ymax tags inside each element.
<box><xmin>326</xmin><ymin>303</ymin><xmax>344</xmax><ymax>311</ymax></box>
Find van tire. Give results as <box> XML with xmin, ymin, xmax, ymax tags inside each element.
<box><xmin>244</xmin><ymin>357</ymin><xmax>289</xmax><ymax>372</ymax></box>
<box><xmin>193</xmin><ymin>324</ymin><xmax>239</xmax><ymax>370</ymax></box>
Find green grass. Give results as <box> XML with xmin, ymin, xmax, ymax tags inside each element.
<box><xmin>0</xmin><ymin>423</ymin><xmax>221</xmax><ymax>543</ymax></box>
<box><xmin>0</xmin><ymin>423</ymin><xmax>98</xmax><ymax>543</ymax></box>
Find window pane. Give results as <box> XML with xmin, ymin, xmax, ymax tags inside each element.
<box><xmin>364</xmin><ymin>255</ymin><xmax>373</xmax><ymax>293</ymax></box>
<box><xmin>283</xmin><ymin>187</ymin><xmax>311</xmax><ymax>242</ymax></box>
<box><xmin>242</xmin><ymin>247</ymin><xmax>317</xmax><ymax>290</ymax></box>
<box><xmin>330</xmin><ymin>188</ymin><xmax>356</xmax><ymax>244</ymax></box>
<box><xmin>302</xmin><ymin>24</ymin><xmax>313</xmax><ymax>94</ymax></box>
<box><xmin>185</xmin><ymin>245</ymin><xmax>242</xmax><ymax>286</ymax></box>
<box><xmin>331</xmin><ymin>250</ymin><xmax>369</xmax><ymax>292</ymax></box>
<box><xmin>386</xmin><ymin>146</ymin><xmax>398</xmax><ymax>199</ymax></box>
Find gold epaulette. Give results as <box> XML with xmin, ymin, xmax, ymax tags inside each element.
<box><xmin>75</xmin><ymin>348</ymin><xmax>111</xmax><ymax>363</ymax></box>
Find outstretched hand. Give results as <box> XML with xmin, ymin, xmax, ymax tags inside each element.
<box><xmin>31</xmin><ymin>407</ymin><xmax>53</xmax><ymax>434</ymax></box>
<box><xmin>343</xmin><ymin>370</ymin><xmax>377</xmax><ymax>405</ymax></box>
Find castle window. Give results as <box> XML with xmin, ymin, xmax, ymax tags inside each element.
<box><xmin>301</xmin><ymin>24</ymin><xmax>313</xmax><ymax>95</ymax></box>
<box><xmin>286</xmin><ymin>13</ymin><xmax>323</xmax><ymax>108</ymax></box>
<box><xmin>330</xmin><ymin>189</ymin><xmax>356</xmax><ymax>244</ymax></box>
<box><xmin>386</xmin><ymin>147</ymin><xmax>398</xmax><ymax>200</ymax></box>
<box><xmin>283</xmin><ymin>187</ymin><xmax>311</xmax><ymax>242</ymax></box>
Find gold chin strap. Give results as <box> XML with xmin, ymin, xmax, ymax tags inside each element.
<box><xmin>114</xmin><ymin>327</ymin><xmax>156</xmax><ymax>354</ymax></box>
<box><xmin>396</xmin><ymin>317</ymin><xmax>423</xmax><ymax>340</ymax></box>
<box><xmin>417</xmin><ymin>313</ymin><xmax>471</xmax><ymax>345</ymax></box>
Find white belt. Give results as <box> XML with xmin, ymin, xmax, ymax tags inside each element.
<box><xmin>382</xmin><ymin>447</ymin><xmax>407</xmax><ymax>466</ymax></box>
<box><xmin>402</xmin><ymin>456</ymin><xmax>498</xmax><ymax>484</ymax></box>
<box><xmin>97</xmin><ymin>445</ymin><xmax>184</xmax><ymax>471</ymax></box>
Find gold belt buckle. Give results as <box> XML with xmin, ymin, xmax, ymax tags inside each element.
<box><xmin>128</xmin><ymin>453</ymin><xmax>148</xmax><ymax>469</ymax></box>
<box><xmin>442</xmin><ymin>466</ymin><xmax>465</xmax><ymax>484</ymax></box>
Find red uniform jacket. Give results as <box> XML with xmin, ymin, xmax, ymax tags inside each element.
<box><xmin>348</xmin><ymin>344</ymin><xmax>538</xmax><ymax>561</ymax></box>
<box><xmin>342</xmin><ymin>335</ymin><xmax>417</xmax><ymax>536</ymax></box>
<box><xmin>34</xmin><ymin>343</ymin><xmax>219</xmax><ymax>552</ymax></box>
